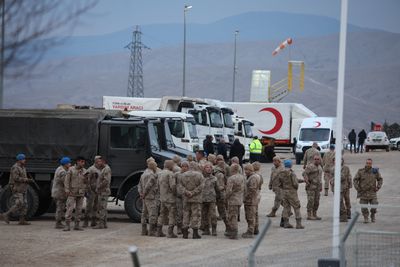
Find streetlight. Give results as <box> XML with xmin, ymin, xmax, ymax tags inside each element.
<box><xmin>232</xmin><ymin>30</ymin><xmax>239</xmax><ymax>102</ymax></box>
<box><xmin>182</xmin><ymin>4</ymin><xmax>192</xmax><ymax>97</ymax></box>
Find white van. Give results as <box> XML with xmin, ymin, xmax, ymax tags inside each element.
<box><xmin>295</xmin><ymin>117</ymin><xmax>336</xmax><ymax>164</ymax></box>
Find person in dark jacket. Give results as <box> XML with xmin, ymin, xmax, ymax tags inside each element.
<box><xmin>348</xmin><ymin>129</ymin><xmax>356</xmax><ymax>153</ymax></box>
<box><xmin>217</xmin><ymin>139</ymin><xmax>228</xmax><ymax>161</ymax></box>
<box><xmin>357</xmin><ymin>129</ymin><xmax>367</xmax><ymax>153</ymax></box>
<box><xmin>229</xmin><ymin>138</ymin><xmax>245</xmax><ymax>166</ymax></box>
<box><xmin>203</xmin><ymin>135</ymin><xmax>215</xmax><ymax>156</ymax></box>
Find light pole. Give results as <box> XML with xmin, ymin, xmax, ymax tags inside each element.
<box><xmin>182</xmin><ymin>5</ymin><xmax>192</xmax><ymax>97</ymax></box>
<box><xmin>232</xmin><ymin>30</ymin><xmax>239</xmax><ymax>102</ymax></box>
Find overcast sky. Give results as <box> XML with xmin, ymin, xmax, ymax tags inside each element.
<box><xmin>71</xmin><ymin>0</ymin><xmax>400</xmax><ymax>36</ymax></box>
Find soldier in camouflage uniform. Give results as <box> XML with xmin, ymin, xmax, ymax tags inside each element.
<box><xmin>303</xmin><ymin>142</ymin><xmax>320</xmax><ymax>169</ymax></box>
<box><xmin>242</xmin><ymin>164</ymin><xmax>261</xmax><ymax>238</ymax></box>
<box><xmin>207</xmin><ymin>154</ymin><xmax>217</xmax><ymax>165</ymax></box>
<box><xmin>83</xmin><ymin>156</ymin><xmax>102</xmax><ymax>228</ymax></box>
<box><xmin>175</xmin><ymin>161</ymin><xmax>189</xmax><ymax>235</ymax></box>
<box><xmin>353</xmin><ymin>159</ymin><xmax>383</xmax><ymax>223</ymax></box>
<box><xmin>225</xmin><ymin>164</ymin><xmax>245</xmax><ymax>239</ymax></box>
<box><xmin>201</xmin><ymin>162</ymin><xmax>219</xmax><ymax>236</ymax></box>
<box><xmin>0</xmin><ymin>154</ymin><xmax>33</xmax><ymax>225</ymax></box>
<box><xmin>51</xmin><ymin>157</ymin><xmax>71</xmax><ymax>229</ymax></box>
<box><xmin>157</xmin><ymin>160</ymin><xmax>177</xmax><ymax>238</ymax></box>
<box><xmin>303</xmin><ymin>155</ymin><xmax>323</xmax><ymax>220</ymax></box>
<box><xmin>195</xmin><ymin>150</ymin><xmax>207</xmax><ymax>171</ymax></box>
<box><xmin>172</xmin><ymin>155</ymin><xmax>182</xmax><ymax>173</ymax></box>
<box><xmin>330</xmin><ymin>158</ymin><xmax>352</xmax><ymax>222</ymax></box>
<box><xmin>93</xmin><ymin>157</ymin><xmax>111</xmax><ymax>229</ymax></box>
<box><xmin>138</xmin><ymin>160</ymin><xmax>159</xmax><ymax>236</ymax></box>
<box><xmin>267</xmin><ymin>156</ymin><xmax>284</xmax><ymax>218</ymax></box>
<box><xmin>214</xmin><ymin>156</ymin><xmax>229</xmax><ymax>231</ymax></box>
<box><xmin>64</xmin><ymin>156</ymin><xmax>87</xmax><ymax>231</ymax></box>
<box><xmin>252</xmin><ymin>161</ymin><xmax>263</xmax><ymax>234</ymax></box>
<box><xmin>278</xmin><ymin>159</ymin><xmax>304</xmax><ymax>229</ymax></box>
<box><xmin>180</xmin><ymin>162</ymin><xmax>204</xmax><ymax>239</ymax></box>
<box><xmin>322</xmin><ymin>144</ymin><xmax>335</xmax><ymax>196</ymax></box>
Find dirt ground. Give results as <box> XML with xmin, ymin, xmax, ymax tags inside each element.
<box><xmin>0</xmin><ymin>150</ymin><xmax>399</xmax><ymax>267</ymax></box>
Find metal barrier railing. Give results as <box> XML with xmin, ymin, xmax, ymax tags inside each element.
<box><xmin>129</xmin><ymin>245</ymin><xmax>140</xmax><ymax>267</ymax></box>
<box><xmin>340</xmin><ymin>211</ymin><xmax>360</xmax><ymax>266</ymax></box>
<box><xmin>248</xmin><ymin>218</ymin><xmax>271</xmax><ymax>267</ymax></box>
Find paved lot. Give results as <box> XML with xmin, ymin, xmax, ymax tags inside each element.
<box><xmin>0</xmin><ymin>150</ymin><xmax>399</xmax><ymax>267</ymax></box>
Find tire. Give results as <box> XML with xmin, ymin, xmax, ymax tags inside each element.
<box><xmin>295</xmin><ymin>154</ymin><xmax>302</xmax><ymax>165</ymax></box>
<box><xmin>386</xmin><ymin>146</ymin><xmax>390</xmax><ymax>152</ymax></box>
<box><xmin>0</xmin><ymin>184</ymin><xmax>39</xmax><ymax>220</ymax></box>
<box><xmin>34</xmin><ymin>196</ymin><xmax>52</xmax><ymax>216</ymax></box>
<box><xmin>124</xmin><ymin>185</ymin><xmax>142</xmax><ymax>223</ymax></box>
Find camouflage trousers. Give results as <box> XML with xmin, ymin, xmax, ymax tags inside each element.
<box><xmin>183</xmin><ymin>202</ymin><xmax>201</xmax><ymax>229</ymax></box>
<box><xmin>306</xmin><ymin>188</ymin><xmax>321</xmax><ymax>212</ymax></box>
<box><xmin>201</xmin><ymin>202</ymin><xmax>217</xmax><ymax>227</ymax></box>
<box><xmin>282</xmin><ymin>190</ymin><xmax>301</xmax><ymax>219</ymax></box>
<box><xmin>65</xmin><ymin>196</ymin><xmax>84</xmax><ymax>222</ymax></box>
<box><xmin>216</xmin><ymin>198</ymin><xmax>227</xmax><ymax>221</ymax></box>
<box><xmin>141</xmin><ymin>199</ymin><xmax>158</xmax><ymax>225</ymax></box>
<box><xmin>84</xmin><ymin>190</ymin><xmax>98</xmax><ymax>221</ymax></box>
<box><xmin>244</xmin><ymin>205</ymin><xmax>257</xmax><ymax>233</ymax></box>
<box><xmin>158</xmin><ymin>202</ymin><xmax>176</xmax><ymax>226</ymax></box>
<box><xmin>97</xmin><ymin>196</ymin><xmax>108</xmax><ymax>225</ymax></box>
<box><xmin>272</xmin><ymin>187</ymin><xmax>283</xmax><ymax>211</ymax></box>
<box><xmin>324</xmin><ymin>172</ymin><xmax>332</xmax><ymax>190</ymax></box>
<box><xmin>227</xmin><ymin>204</ymin><xmax>240</xmax><ymax>233</ymax></box>
<box><xmin>55</xmin><ymin>198</ymin><xmax>66</xmax><ymax>222</ymax></box>
<box><xmin>344</xmin><ymin>189</ymin><xmax>351</xmax><ymax>217</ymax></box>
<box><xmin>8</xmin><ymin>192</ymin><xmax>28</xmax><ymax>216</ymax></box>
<box><xmin>360</xmin><ymin>198</ymin><xmax>378</xmax><ymax>217</ymax></box>
<box><xmin>176</xmin><ymin>197</ymin><xmax>183</xmax><ymax>226</ymax></box>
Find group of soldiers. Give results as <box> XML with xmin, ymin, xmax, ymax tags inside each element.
<box><xmin>139</xmin><ymin>151</ymin><xmax>264</xmax><ymax>239</ymax></box>
<box><xmin>266</xmin><ymin>142</ymin><xmax>383</xmax><ymax>225</ymax></box>
<box><xmin>0</xmin><ymin>154</ymin><xmax>112</xmax><ymax>231</ymax></box>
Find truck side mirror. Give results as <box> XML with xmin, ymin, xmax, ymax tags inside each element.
<box><xmin>331</xmin><ymin>138</ymin><xmax>336</xmax><ymax>144</ymax></box>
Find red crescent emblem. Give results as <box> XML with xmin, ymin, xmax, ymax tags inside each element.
<box><xmin>315</xmin><ymin>121</ymin><xmax>321</xmax><ymax>127</ymax></box>
<box><xmin>258</xmin><ymin>107</ymin><xmax>283</xmax><ymax>135</ymax></box>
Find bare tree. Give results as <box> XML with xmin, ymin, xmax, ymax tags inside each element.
<box><xmin>2</xmin><ymin>0</ymin><xmax>98</xmax><ymax>78</ymax></box>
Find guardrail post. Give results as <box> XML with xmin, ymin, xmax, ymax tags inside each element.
<box><xmin>248</xmin><ymin>218</ymin><xmax>271</xmax><ymax>267</ymax></box>
<box><xmin>129</xmin><ymin>245</ymin><xmax>140</xmax><ymax>267</ymax></box>
<box><xmin>339</xmin><ymin>211</ymin><xmax>360</xmax><ymax>267</ymax></box>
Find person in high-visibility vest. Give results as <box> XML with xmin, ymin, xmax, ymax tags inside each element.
<box><xmin>249</xmin><ymin>136</ymin><xmax>262</xmax><ymax>163</ymax></box>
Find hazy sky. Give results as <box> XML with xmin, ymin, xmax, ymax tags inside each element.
<box><xmin>71</xmin><ymin>0</ymin><xmax>400</xmax><ymax>36</ymax></box>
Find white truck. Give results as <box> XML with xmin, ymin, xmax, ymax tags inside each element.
<box><xmin>295</xmin><ymin>117</ymin><xmax>336</xmax><ymax>164</ymax></box>
<box><xmin>223</xmin><ymin>102</ymin><xmax>316</xmax><ymax>150</ymax></box>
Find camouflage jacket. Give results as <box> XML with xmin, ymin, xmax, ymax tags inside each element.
<box><xmin>158</xmin><ymin>169</ymin><xmax>176</xmax><ymax>203</ymax></box>
<box><xmin>64</xmin><ymin>165</ymin><xmax>87</xmax><ymax>197</ymax></box>
<box><xmin>52</xmin><ymin>165</ymin><xmax>68</xmax><ymax>199</ymax></box>
<box><xmin>86</xmin><ymin>165</ymin><xmax>102</xmax><ymax>192</ymax></box>
<box><xmin>303</xmin><ymin>147</ymin><xmax>320</xmax><ymax>167</ymax></box>
<box><xmin>303</xmin><ymin>163</ymin><xmax>323</xmax><ymax>191</ymax></box>
<box><xmin>226</xmin><ymin>173</ymin><xmax>245</xmax><ymax>206</ymax></box>
<box><xmin>96</xmin><ymin>164</ymin><xmax>112</xmax><ymax>196</ymax></box>
<box><xmin>138</xmin><ymin>168</ymin><xmax>158</xmax><ymax>200</ymax></box>
<box><xmin>331</xmin><ymin>165</ymin><xmax>352</xmax><ymax>192</ymax></box>
<box><xmin>278</xmin><ymin>169</ymin><xmax>299</xmax><ymax>191</ymax></box>
<box><xmin>180</xmin><ymin>170</ymin><xmax>204</xmax><ymax>203</ymax></box>
<box><xmin>9</xmin><ymin>163</ymin><xmax>29</xmax><ymax>193</ymax></box>
<box><xmin>243</xmin><ymin>173</ymin><xmax>260</xmax><ymax>206</ymax></box>
<box><xmin>322</xmin><ymin>151</ymin><xmax>335</xmax><ymax>172</ymax></box>
<box><xmin>202</xmin><ymin>174</ymin><xmax>219</xmax><ymax>203</ymax></box>
<box><xmin>269</xmin><ymin>165</ymin><xmax>284</xmax><ymax>190</ymax></box>
<box><xmin>353</xmin><ymin>167</ymin><xmax>383</xmax><ymax>199</ymax></box>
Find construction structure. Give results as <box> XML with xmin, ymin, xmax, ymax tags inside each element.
<box><xmin>126</xmin><ymin>25</ymin><xmax>148</xmax><ymax>97</ymax></box>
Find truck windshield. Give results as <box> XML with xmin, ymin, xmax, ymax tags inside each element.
<box><xmin>244</xmin><ymin>122</ymin><xmax>254</xmax><ymax>138</ymax></box>
<box><xmin>188</xmin><ymin>110</ymin><xmax>208</xmax><ymax>126</ymax></box>
<box><xmin>223</xmin><ymin>112</ymin><xmax>234</xmax><ymax>128</ymax></box>
<box><xmin>148</xmin><ymin>124</ymin><xmax>161</xmax><ymax>151</ymax></box>
<box><xmin>167</xmin><ymin>120</ymin><xmax>184</xmax><ymax>138</ymax></box>
<box><xmin>187</xmin><ymin>119</ymin><xmax>198</xmax><ymax>138</ymax></box>
<box><xmin>162</xmin><ymin>121</ymin><xmax>176</xmax><ymax>148</ymax></box>
<box><xmin>209</xmin><ymin>110</ymin><xmax>223</xmax><ymax>128</ymax></box>
<box><xmin>299</xmin><ymin>128</ymin><xmax>330</xmax><ymax>142</ymax></box>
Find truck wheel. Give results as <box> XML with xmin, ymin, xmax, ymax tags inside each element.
<box><xmin>124</xmin><ymin>185</ymin><xmax>142</xmax><ymax>223</ymax></box>
<box><xmin>34</xmin><ymin>196</ymin><xmax>52</xmax><ymax>216</ymax></box>
<box><xmin>0</xmin><ymin>185</ymin><xmax>39</xmax><ymax>220</ymax></box>
<box><xmin>295</xmin><ymin>154</ymin><xmax>302</xmax><ymax>165</ymax></box>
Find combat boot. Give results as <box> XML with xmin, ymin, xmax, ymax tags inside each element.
<box><xmin>228</xmin><ymin>231</ymin><xmax>238</xmax><ymax>240</ymax></box>
<box><xmin>73</xmin><ymin>221</ymin><xmax>84</xmax><ymax>231</ymax></box>
<box><xmin>192</xmin><ymin>228</ymin><xmax>201</xmax><ymax>239</ymax></box>
<box><xmin>182</xmin><ymin>227</ymin><xmax>189</xmax><ymax>239</ymax></box>
<box><xmin>266</xmin><ymin>208</ymin><xmax>277</xmax><ymax>217</ymax></box>
<box><xmin>141</xmin><ymin>224</ymin><xmax>148</xmax><ymax>236</ymax></box>
<box><xmin>55</xmin><ymin>220</ymin><xmax>64</xmax><ymax>229</ymax></box>
<box><xmin>254</xmin><ymin>226</ymin><xmax>259</xmax><ymax>235</ymax></box>
<box><xmin>324</xmin><ymin>189</ymin><xmax>329</xmax><ymax>196</ymax></box>
<box><xmin>177</xmin><ymin>223</ymin><xmax>182</xmax><ymax>235</ymax></box>
<box><xmin>295</xmin><ymin>218</ymin><xmax>304</xmax><ymax>229</ymax></box>
<box><xmin>347</xmin><ymin>209</ymin><xmax>352</xmax><ymax>219</ymax></box>
<box><xmin>63</xmin><ymin>221</ymin><xmax>71</xmax><ymax>231</ymax></box>
<box><xmin>104</xmin><ymin>221</ymin><xmax>108</xmax><ymax>229</ymax></box>
<box><xmin>283</xmin><ymin>218</ymin><xmax>293</xmax><ymax>229</ymax></box>
<box><xmin>82</xmin><ymin>218</ymin><xmax>89</xmax><ymax>228</ymax></box>
<box><xmin>90</xmin><ymin>217</ymin><xmax>97</xmax><ymax>227</ymax></box>
<box><xmin>18</xmin><ymin>217</ymin><xmax>31</xmax><ymax>225</ymax></box>
<box><xmin>156</xmin><ymin>225</ymin><xmax>166</xmax><ymax>237</ymax></box>
<box><xmin>0</xmin><ymin>212</ymin><xmax>10</xmax><ymax>224</ymax></box>
<box><xmin>371</xmin><ymin>213</ymin><xmax>376</xmax><ymax>223</ymax></box>
<box><xmin>363</xmin><ymin>215</ymin><xmax>369</xmax><ymax>224</ymax></box>
<box><xmin>307</xmin><ymin>211</ymin><xmax>316</xmax><ymax>220</ymax></box>
<box><xmin>92</xmin><ymin>223</ymin><xmax>105</xmax><ymax>229</ymax></box>
<box><xmin>167</xmin><ymin>225</ymin><xmax>177</xmax><ymax>238</ymax></box>
<box><xmin>202</xmin><ymin>226</ymin><xmax>211</xmax><ymax>235</ymax></box>
<box><xmin>242</xmin><ymin>230</ymin><xmax>254</xmax><ymax>238</ymax></box>
<box><xmin>279</xmin><ymin>217</ymin><xmax>284</xmax><ymax>227</ymax></box>
<box><xmin>149</xmin><ymin>224</ymin><xmax>157</xmax><ymax>236</ymax></box>
<box><xmin>313</xmin><ymin>211</ymin><xmax>322</xmax><ymax>220</ymax></box>
<box><xmin>211</xmin><ymin>224</ymin><xmax>217</xmax><ymax>236</ymax></box>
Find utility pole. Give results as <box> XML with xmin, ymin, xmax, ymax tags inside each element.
<box><xmin>0</xmin><ymin>0</ymin><xmax>5</xmax><ymax>108</ymax></box>
<box><xmin>182</xmin><ymin>5</ymin><xmax>192</xmax><ymax>97</ymax></box>
<box><xmin>232</xmin><ymin>30</ymin><xmax>239</xmax><ymax>102</ymax></box>
<box><xmin>126</xmin><ymin>25</ymin><xmax>149</xmax><ymax>97</ymax></box>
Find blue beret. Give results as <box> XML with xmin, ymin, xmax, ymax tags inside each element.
<box><xmin>284</xmin><ymin>159</ymin><xmax>292</xmax><ymax>168</ymax></box>
<box><xmin>60</xmin><ymin>157</ymin><xmax>71</xmax><ymax>165</ymax></box>
<box><xmin>16</xmin><ymin>154</ymin><xmax>26</xmax><ymax>161</ymax></box>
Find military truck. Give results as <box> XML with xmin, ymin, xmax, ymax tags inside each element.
<box><xmin>0</xmin><ymin>109</ymin><xmax>191</xmax><ymax>222</ymax></box>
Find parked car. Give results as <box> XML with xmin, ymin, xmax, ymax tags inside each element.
<box><xmin>389</xmin><ymin>136</ymin><xmax>400</xmax><ymax>150</ymax></box>
<box><xmin>365</xmin><ymin>131</ymin><xmax>390</xmax><ymax>152</ymax></box>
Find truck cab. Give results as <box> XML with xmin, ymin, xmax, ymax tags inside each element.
<box><xmin>295</xmin><ymin>117</ymin><xmax>336</xmax><ymax>164</ymax></box>
<box><xmin>233</xmin><ymin>116</ymin><xmax>254</xmax><ymax>161</ymax></box>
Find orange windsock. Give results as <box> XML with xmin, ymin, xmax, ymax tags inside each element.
<box><xmin>272</xmin><ymin>38</ymin><xmax>293</xmax><ymax>56</ymax></box>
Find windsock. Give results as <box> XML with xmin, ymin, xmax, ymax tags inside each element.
<box><xmin>272</xmin><ymin>38</ymin><xmax>293</xmax><ymax>56</ymax></box>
